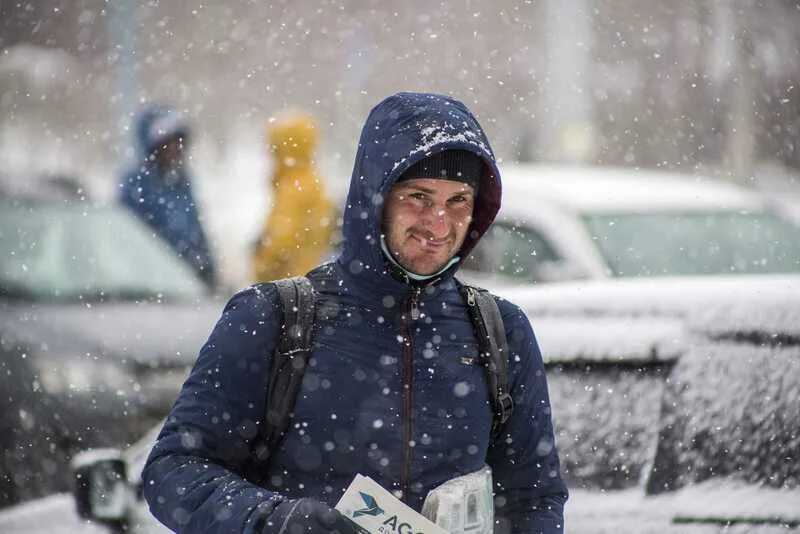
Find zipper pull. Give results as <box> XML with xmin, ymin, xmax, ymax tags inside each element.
<box><xmin>465</xmin><ymin>286</ymin><xmax>476</xmax><ymax>307</ymax></box>
<box><xmin>410</xmin><ymin>288</ymin><xmax>421</xmax><ymax>320</ymax></box>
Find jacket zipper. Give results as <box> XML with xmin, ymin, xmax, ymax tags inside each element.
<box><xmin>464</xmin><ymin>287</ymin><xmax>488</xmax><ymax>356</ymax></box>
<box><xmin>400</xmin><ymin>286</ymin><xmax>420</xmax><ymax>501</ymax></box>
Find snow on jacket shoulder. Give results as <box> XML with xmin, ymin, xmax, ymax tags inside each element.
<box><xmin>143</xmin><ymin>92</ymin><xmax>567</xmax><ymax>533</ymax></box>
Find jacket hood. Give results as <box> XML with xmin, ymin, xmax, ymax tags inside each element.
<box><xmin>339</xmin><ymin>92</ymin><xmax>501</xmax><ymax>283</ymax></box>
<box><xmin>268</xmin><ymin>114</ymin><xmax>318</xmax><ymax>170</ymax></box>
<box><xmin>135</xmin><ymin>104</ymin><xmax>191</xmax><ymax>156</ymax></box>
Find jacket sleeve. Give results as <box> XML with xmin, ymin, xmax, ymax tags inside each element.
<box><xmin>486</xmin><ymin>302</ymin><xmax>568</xmax><ymax>534</ymax></box>
<box><xmin>142</xmin><ymin>286</ymin><xmax>287</xmax><ymax>533</ymax></box>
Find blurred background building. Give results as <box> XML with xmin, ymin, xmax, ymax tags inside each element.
<box><xmin>2</xmin><ymin>0</ymin><xmax>799</xmax><ymax>286</ymax></box>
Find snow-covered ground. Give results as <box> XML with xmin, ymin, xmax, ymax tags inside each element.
<box><xmin>1</xmin><ymin>480</ymin><xmax>798</xmax><ymax>533</ymax></box>
<box><xmin>567</xmin><ymin>481</ymin><xmax>800</xmax><ymax>533</ymax></box>
<box><xmin>0</xmin><ymin>493</ymin><xmax>106</xmax><ymax>534</ymax></box>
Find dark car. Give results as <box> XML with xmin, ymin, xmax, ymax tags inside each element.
<box><xmin>0</xmin><ymin>194</ymin><xmax>221</xmax><ymax>507</ymax></box>
<box><xmin>25</xmin><ymin>274</ymin><xmax>795</xmax><ymax>534</ymax></box>
<box><xmin>510</xmin><ymin>275</ymin><xmax>800</xmax><ymax>497</ymax></box>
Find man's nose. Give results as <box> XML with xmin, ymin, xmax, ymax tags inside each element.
<box><xmin>421</xmin><ymin>205</ymin><xmax>449</xmax><ymax>236</ymax></box>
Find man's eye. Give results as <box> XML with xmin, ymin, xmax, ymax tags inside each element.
<box><xmin>409</xmin><ymin>192</ymin><xmax>426</xmax><ymax>200</ymax></box>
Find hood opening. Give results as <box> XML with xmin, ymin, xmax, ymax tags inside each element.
<box><xmin>339</xmin><ymin>92</ymin><xmax>502</xmax><ymax>285</ymax></box>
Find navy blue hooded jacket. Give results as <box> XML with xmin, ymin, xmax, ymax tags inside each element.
<box><xmin>143</xmin><ymin>92</ymin><xmax>567</xmax><ymax>532</ymax></box>
<box><xmin>119</xmin><ymin>105</ymin><xmax>216</xmax><ymax>288</ymax></box>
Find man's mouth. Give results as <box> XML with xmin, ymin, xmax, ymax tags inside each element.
<box><xmin>410</xmin><ymin>232</ymin><xmax>450</xmax><ymax>248</ymax></box>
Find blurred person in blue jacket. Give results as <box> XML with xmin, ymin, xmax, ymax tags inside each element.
<box><xmin>119</xmin><ymin>104</ymin><xmax>217</xmax><ymax>288</ymax></box>
<box><xmin>142</xmin><ymin>92</ymin><xmax>567</xmax><ymax>533</ymax></box>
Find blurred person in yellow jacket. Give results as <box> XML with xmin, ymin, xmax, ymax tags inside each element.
<box><xmin>252</xmin><ymin>113</ymin><xmax>336</xmax><ymax>281</ymax></box>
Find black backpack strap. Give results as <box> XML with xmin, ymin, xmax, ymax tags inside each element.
<box><xmin>248</xmin><ymin>276</ymin><xmax>316</xmax><ymax>486</ymax></box>
<box><xmin>458</xmin><ymin>283</ymin><xmax>515</xmax><ymax>442</ymax></box>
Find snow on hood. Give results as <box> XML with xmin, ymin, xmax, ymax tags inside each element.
<box><xmin>500</xmin><ymin>275</ymin><xmax>800</xmax><ymax>363</ymax></box>
<box><xmin>508</xmin><ymin>275</ymin><xmax>800</xmax><ymax>333</ymax></box>
<box><xmin>0</xmin><ymin>300</ymin><xmax>221</xmax><ymax>367</ymax></box>
<box><xmin>532</xmin><ymin>315</ymin><xmax>686</xmax><ymax>364</ymax></box>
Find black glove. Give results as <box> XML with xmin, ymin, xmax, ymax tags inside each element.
<box><xmin>264</xmin><ymin>497</ymin><xmax>360</xmax><ymax>534</ymax></box>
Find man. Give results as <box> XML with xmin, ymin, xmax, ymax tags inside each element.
<box><xmin>120</xmin><ymin>104</ymin><xmax>217</xmax><ymax>288</ymax></box>
<box><xmin>143</xmin><ymin>92</ymin><xmax>567</xmax><ymax>533</ymax></box>
<box><xmin>252</xmin><ymin>113</ymin><xmax>336</xmax><ymax>282</ymax></box>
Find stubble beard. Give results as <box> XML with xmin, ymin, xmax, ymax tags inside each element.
<box><xmin>392</xmin><ymin>230</ymin><xmax>461</xmax><ymax>276</ymax></box>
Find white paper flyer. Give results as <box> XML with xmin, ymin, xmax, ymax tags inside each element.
<box><xmin>335</xmin><ymin>474</ymin><xmax>447</xmax><ymax>534</ymax></box>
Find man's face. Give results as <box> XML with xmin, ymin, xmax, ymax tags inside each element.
<box><xmin>382</xmin><ymin>178</ymin><xmax>475</xmax><ymax>276</ymax></box>
<box><xmin>155</xmin><ymin>135</ymin><xmax>185</xmax><ymax>168</ymax></box>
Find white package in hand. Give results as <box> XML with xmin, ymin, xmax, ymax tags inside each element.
<box><xmin>335</xmin><ymin>473</ymin><xmax>447</xmax><ymax>534</ymax></box>
<box><xmin>421</xmin><ymin>465</ymin><xmax>494</xmax><ymax>534</ymax></box>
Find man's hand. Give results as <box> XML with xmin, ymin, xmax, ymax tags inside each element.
<box><xmin>265</xmin><ymin>498</ymin><xmax>360</xmax><ymax>533</ymax></box>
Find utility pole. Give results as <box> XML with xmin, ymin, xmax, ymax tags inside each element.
<box><xmin>539</xmin><ymin>0</ymin><xmax>595</xmax><ymax>163</ymax></box>
<box><xmin>108</xmin><ymin>0</ymin><xmax>139</xmax><ymax>164</ymax></box>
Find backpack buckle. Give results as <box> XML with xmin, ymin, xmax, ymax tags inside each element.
<box><xmin>496</xmin><ymin>392</ymin><xmax>514</xmax><ymax>424</ymax></box>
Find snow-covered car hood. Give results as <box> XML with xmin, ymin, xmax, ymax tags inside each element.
<box><xmin>505</xmin><ymin>274</ymin><xmax>800</xmax><ymax>330</ymax></box>
<box><xmin>0</xmin><ymin>299</ymin><xmax>222</xmax><ymax>367</ymax></box>
<box><xmin>496</xmin><ymin>274</ymin><xmax>800</xmax><ymax>363</ymax></box>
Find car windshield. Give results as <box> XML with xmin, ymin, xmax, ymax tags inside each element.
<box><xmin>583</xmin><ymin>210</ymin><xmax>800</xmax><ymax>277</ymax></box>
<box><xmin>0</xmin><ymin>199</ymin><xmax>206</xmax><ymax>302</ymax></box>
<box><xmin>462</xmin><ymin>222</ymin><xmax>563</xmax><ymax>283</ymax></box>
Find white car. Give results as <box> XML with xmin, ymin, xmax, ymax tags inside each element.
<box><xmin>461</xmin><ymin>165</ymin><xmax>800</xmax><ymax>286</ymax></box>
